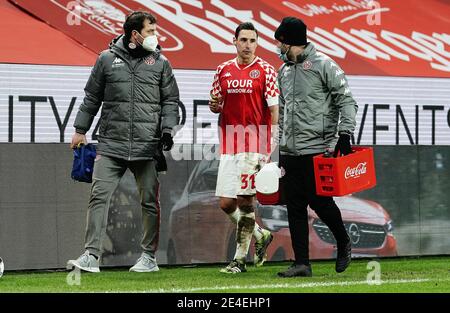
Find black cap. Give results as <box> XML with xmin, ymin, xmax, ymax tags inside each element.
<box><xmin>274</xmin><ymin>17</ymin><xmax>307</xmax><ymax>46</ymax></box>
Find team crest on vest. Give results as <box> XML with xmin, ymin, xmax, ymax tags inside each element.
<box><xmin>303</xmin><ymin>60</ymin><xmax>312</xmax><ymax>70</ymax></box>
<box><xmin>144</xmin><ymin>56</ymin><xmax>155</xmax><ymax>65</ymax></box>
<box><xmin>249</xmin><ymin>69</ymin><xmax>260</xmax><ymax>79</ymax></box>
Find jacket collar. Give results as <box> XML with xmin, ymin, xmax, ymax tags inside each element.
<box><xmin>296</xmin><ymin>42</ymin><xmax>315</xmax><ymax>63</ymax></box>
<box><xmin>283</xmin><ymin>42</ymin><xmax>316</xmax><ymax>65</ymax></box>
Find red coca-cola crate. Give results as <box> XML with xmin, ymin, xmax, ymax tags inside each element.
<box><xmin>313</xmin><ymin>147</ymin><xmax>376</xmax><ymax>196</ymax></box>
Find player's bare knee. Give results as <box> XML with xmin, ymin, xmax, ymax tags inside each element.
<box><xmin>238</xmin><ymin>204</ymin><xmax>254</xmax><ymax>214</ymax></box>
<box><xmin>237</xmin><ymin>196</ymin><xmax>254</xmax><ymax>212</ymax></box>
<box><xmin>219</xmin><ymin>198</ymin><xmax>236</xmax><ymax>214</ymax></box>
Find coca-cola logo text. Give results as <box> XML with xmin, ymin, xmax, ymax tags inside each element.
<box><xmin>345</xmin><ymin>162</ymin><xmax>367</xmax><ymax>179</ymax></box>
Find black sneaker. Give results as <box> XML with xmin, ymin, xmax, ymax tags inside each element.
<box><xmin>336</xmin><ymin>241</ymin><xmax>351</xmax><ymax>273</ymax></box>
<box><xmin>220</xmin><ymin>259</ymin><xmax>247</xmax><ymax>274</ymax></box>
<box><xmin>278</xmin><ymin>263</ymin><xmax>312</xmax><ymax>278</ymax></box>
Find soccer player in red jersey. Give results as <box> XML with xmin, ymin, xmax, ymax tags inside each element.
<box><xmin>209</xmin><ymin>22</ymin><xmax>279</xmax><ymax>274</ymax></box>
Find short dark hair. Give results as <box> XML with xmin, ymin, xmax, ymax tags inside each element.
<box><xmin>123</xmin><ymin>11</ymin><xmax>157</xmax><ymax>39</ymax></box>
<box><xmin>234</xmin><ymin>22</ymin><xmax>258</xmax><ymax>39</ymax></box>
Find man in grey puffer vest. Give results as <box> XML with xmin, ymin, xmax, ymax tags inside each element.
<box><xmin>275</xmin><ymin>17</ymin><xmax>358</xmax><ymax>278</ymax></box>
<box><xmin>67</xmin><ymin>11</ymin><xmax>179</xmax><ymax>273</ymax></box>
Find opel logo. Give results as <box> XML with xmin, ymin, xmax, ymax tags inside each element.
<box><xmin>348</xmin><ymin>223</ymin><xmax>361</xmax><ymax>245</ymax></box>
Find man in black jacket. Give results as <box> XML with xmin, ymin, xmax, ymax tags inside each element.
<box><xmin>67</xmin><ymin>11</ymin><xmax>179</xmax><ymax>273</ymax></box>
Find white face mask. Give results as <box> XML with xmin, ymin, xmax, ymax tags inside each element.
<box><xmin>277</xmin><ymin>45</ymin><xmax>290</xmax><ymax>62</ymax></box>
<box><xmin>136</xmin><ymin>32</ymin><xmax>158</xmax><ymax>51</ymax></box>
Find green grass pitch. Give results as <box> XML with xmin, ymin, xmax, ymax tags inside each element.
<box><xmin>0</xmin><ymin>256</ymin><xmax>449</xmax><ymax>293</ymax></box>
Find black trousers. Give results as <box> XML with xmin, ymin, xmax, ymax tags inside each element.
<box><xmin>280</xmin><ymin>154</ymin><xmax>349</xmax><ymax>265</ymax></box>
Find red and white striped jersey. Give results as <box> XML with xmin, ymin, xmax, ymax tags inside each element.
<box><xmin>211</xmin><ymin>56</ymin><xmax>279</xmax><ymax>154</ymax></box>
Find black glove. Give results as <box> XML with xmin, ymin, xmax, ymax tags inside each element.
<box><xmin>160</xmin><ymin>132</ymin><xmax>174</xmax><ymax>151</ymax></box>
<box><xmin>333</xmin><ymin>133</ymin><xmax>352</xmax><ymax>157</ymax></box>
<box><xmin>154</xmin><ymin>150</ymin><xmax>167</xmax><ymax>173</ymax></box>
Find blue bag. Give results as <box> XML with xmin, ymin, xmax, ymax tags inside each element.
<box><xmin>71</xmin><ymin>143</ymin><xmax>96</xmax><ymax>183</ymax></box>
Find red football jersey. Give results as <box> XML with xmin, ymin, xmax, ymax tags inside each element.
<box><xmin>211</xmin><ymin>57</ymin><xmax>279</xmax><ymax>155</ymax></box>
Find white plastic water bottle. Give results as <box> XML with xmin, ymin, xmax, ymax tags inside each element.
<box><xmin>255</xmin><ymin>162</ymin><xmax>282</xmax><ymax>205</ymax></box>
<box><xmin>255</xmin><ymin>162</ymin><xmax>282</xmax><ymax>194</ymax></box>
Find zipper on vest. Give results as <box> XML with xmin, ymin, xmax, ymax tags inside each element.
<box><xmin>292</xmin><ymin>64</ymin><xmax>297</xmax><ymax>153</ymax></box>
<box><xmin>129</xmin><ymin>68</ymin><xmax>135</xmax><ymax>161</ymax></box>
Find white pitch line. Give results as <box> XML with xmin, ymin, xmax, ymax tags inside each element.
<box><xmin>124</xmin><ymin>278</ymin><xmax>431</xmax><ymax>293</ymax></box>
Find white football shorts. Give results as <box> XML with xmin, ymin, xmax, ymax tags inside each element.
<box><xmin>215</xmin><ymin>152</ymin><xmax>268</xmax><ymax>198</ymax></box>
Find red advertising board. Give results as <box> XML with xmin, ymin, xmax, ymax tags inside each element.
<box><xmin>7</xmin><ymin>0</ymin><xmax>450</xmax><ymax>77</ymax></box>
